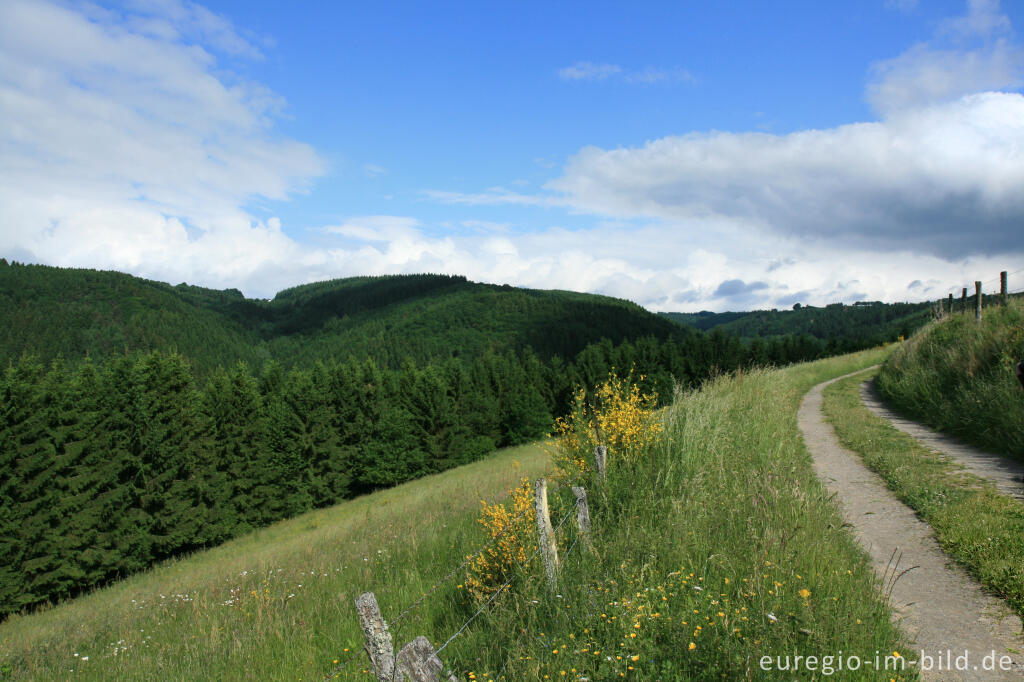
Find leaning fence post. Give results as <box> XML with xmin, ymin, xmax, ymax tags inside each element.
<box><xmin>1001</xmin><ymin>271</ymin><xmax>1008</xmax><ymax>305</ymax></box>
<box><xmin>594</xmin><ymin>445</ymin><xmax>607</xmax><ymax>480</ymax></box>
<box><xmin>354</xmin><ymin>592</ymin><xmax>395</xmax><ymax>682</ymax></box>
<box><xmin>976</xmin><ymin>281</ymin><xmax>983</xmax><ymax>322</ymax></box>
<box><xmin>571</xmin><ymin>486</ymin><xmax>594</xmax><ymax>552</ymax></box>
<box><xmin>394</xmin><ymin>636</ymin><xmax>458</xmax><ymax>682</ymax></box>
<box><xmin>535</xmin><ymin>478</ymin><xmax>559</xmax><ymax>589</ymax></box>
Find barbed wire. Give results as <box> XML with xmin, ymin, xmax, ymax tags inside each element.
<box><xmin>436</xmin><ymin>506</ymin><xmax>578</xmax><ymax>657</ymax></box>
<box><xmin>390</xmin><ymin>503</ymin><xmax>534</xmax><ymax>629</ymax></box>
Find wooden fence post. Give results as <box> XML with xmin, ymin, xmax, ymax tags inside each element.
<box><xmin>962</xmin><ymin>287</ymin><xmax>967</xmax><ymax>313</ymax></box>
<box><xmin>947</xmin><ymin>293</ymin><xmax>953</xmax><ymax>317</ymax></box>
<box><xmin>594</xmin><ymin>445</ymin><xmax>607</xmax><ymax>480</ymax></box>
<box><xmin>1001</xmin><ymin>271</ymin><xmax>1008</xmax><ymax>305</ymax></box>
<box><xmin>535</xmin><ymin>478</ymin><xmax>559</xmax><ymax>589</ymax></box>
<box><xmin>354</xmin><ymin>592</ymin><xmax>395</xmax><ymax>682</ymax></box>
<box><xmin>394</xmin><ymin>636</ymin><xmax>458</xmax><ymax>682</ymax></box>
<box><xmin>975</xmin><ymin>281</ymin><xmax>983</xmax><ymax>322</ymax></box>
<box><xmin>571</xmin><ymin>486</ymin><xmax>594</xmax><ymax>552</ymax></box>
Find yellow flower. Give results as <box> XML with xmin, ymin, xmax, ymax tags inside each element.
<box><xmin>688</xmin><ymin>642</ymin><xmax>696</xmax><ymax>650</ymax></box>
<box><xmin>798</xmin><ymin>588</ymin><xmax>811</xmax><ymax>599</ymax></box>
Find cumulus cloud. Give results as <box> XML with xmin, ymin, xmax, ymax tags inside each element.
<box><xmin>545</xmin><ymin>92</ymin><xmax>1024</xmax><ymax>258</ymax></box>
<box><xmin>868</xmin><ymin>0</ymin><xmax>1024</xmax><ymax>114</ymax></box>
<box><xmin>0</xmin><ymin>0</ymin><xmax>323</xmax><ymax>293</ymax></box>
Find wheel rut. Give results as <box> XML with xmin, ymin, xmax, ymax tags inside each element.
<box><xmin>798</xmin><ymin>370</ymin><xmax>1024</xmax><ymax>680</ymax></box>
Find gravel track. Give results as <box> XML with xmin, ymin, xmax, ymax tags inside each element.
<box><xmin>798</xmin><ymin>370</ymin><xmax>1024</xmax><ymax>680</ymax></box>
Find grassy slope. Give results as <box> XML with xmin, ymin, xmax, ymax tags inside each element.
<box><xmin>877</xmin><ymin>298</ymin><xmax>1024</xmax><ymax>461</ymax></box>
<box><xmin>0</xmin><ymin>444</ymin><xmax>551</xmax><ymax>681</ymax></box>
<box><xmin>0</xmin><ymin>348</ymin><xmax>914</xmax><ymax>681</ymax></box>
<box><xmin>824</xmin><ymin>368</ymin><xmax>1024</xmax><ymax>620</ymax></box>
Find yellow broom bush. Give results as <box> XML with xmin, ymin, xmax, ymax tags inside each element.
<box><xmin>551</xmin><ymin>371</ymin><xmax>663</xmax><ymax>482</ymax></box>
<box><xmin>464</xmin><ymin>478</ymin><xmax>537</xmax><ymax>601</ymax></box>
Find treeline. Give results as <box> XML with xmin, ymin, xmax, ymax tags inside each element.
<box><xmin>0</xmin><ymin>323</ymin><xmax>878</xmax><ymax>617</ymax></box>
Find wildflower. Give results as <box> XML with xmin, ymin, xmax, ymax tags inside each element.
<box><xmin>798</xmin><ymin>589</ymin><xmax>811</xmax><ymax>599</ymax></box>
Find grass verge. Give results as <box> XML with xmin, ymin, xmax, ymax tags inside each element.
<box><xmin>876</xmin><ymin>297</ymin><xmax>1024</xmax><ymax>462</ymax></box>
<box><xmin>823</xmin><ymin>368</ymin><xmax>1024</xmax><ymax>621</ymax></box>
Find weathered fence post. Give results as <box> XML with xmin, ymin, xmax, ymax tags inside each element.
<box><xmin>1001</xmin><ymin>271</ymin><xmax>1008</xmax><ymax>305</ymax></box>
<box><xmin>394</xmin><ymin>636</ymin><xmax>458</xmax><ymax>682</ymax></box>
<box><xmin>571</xmin><ymin>486</ymin><xmax>594</xmax><ymax>552</ymax></box>
<box><xmin>962</xmin><ymin>287</ymin><xmax>967</xmax><ymax>313</ymax></box>
<box><xmin>947</xmin><ymin>293</ymin><xmax>953</xmax><ymax>317</ymax></box>
<box><xmin>594</xmin><ymin>445</ymin><xmax>607</xmax><ymax>480</ymax></box>
<box><xmin>534</xmin><ymin>478</ymin><xmax>559</xmax><ymax>589</ymax></box>
<box><xmin>354</xmin><ymin>592</ymin><xmax>395</xmax><ymax>682</ymax></box>
<box><xmin>975</xmin><ymin>281</ymin><xmax>983</xmax><ymax>322</ymax></box>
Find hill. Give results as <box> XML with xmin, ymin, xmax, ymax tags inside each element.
<box><xmin>0</xmin><ymin>349</ymin><xmax>909</xmax><ymax>681</ymax></box>
<box><xmin>660</xmin><ymin>300</ymin><xmax>932</xmax><ymax>345</ymax></box>
<box><xmin>0</xmin><ymin>261</ymin><xmax>682</xmax><ymax>372</ymax></box>
<box><xmin>876</xmin><ymin>297</ymin><xmax>1024</xmax><ymax>461</ymax></box>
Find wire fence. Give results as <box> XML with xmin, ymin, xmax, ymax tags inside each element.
<box><xmin>324</xmin><ymin>485</ymin><xmax>584</xmax><ymax>681</ymax></box>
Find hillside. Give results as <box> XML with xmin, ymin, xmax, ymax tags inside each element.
<box><xmin>877</xmin><ymin>297</ymin><xmax>1024</xmax><ymax>460</ymax></box>
<box><xmin>660</xmin><ymin>300</ymin><xmax>932</xmax><ymax>345</ymax></box>
<box><xmin>0</xmin><ymin>261</ymin><xmax>682</xmax><ymax>372</ymax></box>
<box><xmin>0</xmin><ymin>349</ymin><xmax>910</xmax><ymax>681</ymax></box>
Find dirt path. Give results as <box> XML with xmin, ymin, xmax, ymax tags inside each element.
<box><xmin>799</xmin><ymin>371</ymin><xmax>1024</xmax><ymax>680</ymax></box>
<box><xmin>860</xmin><ymin>378</ymin><xmax>1024</xmax><ymax>501</ymax></box>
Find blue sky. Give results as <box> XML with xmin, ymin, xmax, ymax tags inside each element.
<box><xmin>2</xmin><ymin>0</ymin><xmax>1023</xmax><ymax>310</ymax></box>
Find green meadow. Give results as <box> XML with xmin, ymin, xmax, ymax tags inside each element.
<box><xmin>1</xmin><ymin>348</ymin><xmax>915</xmax><ymax>681</ymax></box>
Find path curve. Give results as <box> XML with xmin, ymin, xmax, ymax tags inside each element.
<box><xmin>860</xmin><ymin>378</ymin><xmax>1024</xmax><ymax>501</ymax></box>
<box><xmin>799</xmin><ymin>370</ymin><xmax>1024</xmax><ymax>681</ymax></box>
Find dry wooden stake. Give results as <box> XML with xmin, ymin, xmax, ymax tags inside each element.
<box><xmin>976</xmin><ymin>280</ymin><xmax>983</xmax><ymax>322</ymax></box>
<box><xmin>535</xmin><ymin>478</ymin><xmax>559</xmax><ymax>589</ymax></box>
<box><xmin>394</xmin><ymin>636</ymin><xmax>457</xmax><ymax>682</ymax></box>
<box><xmin>594</xmin><ymin>445</ymin><xmax>607</xmax><ymax>480</ymax></box>
<box><xmin>354</xmin><ymin>592</ymin><xmax>395</xmax><ymax>682</ymax></box>
<box><xmin>571</xmin><ymin>486</ymin><xmax>594</xmax><ymax>553</ymax></box>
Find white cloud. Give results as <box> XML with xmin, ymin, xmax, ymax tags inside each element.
<box><xmin>558</xmin><ymin>62</ymin><xmax>623</xmax><ymax>81</ymax></box>
<box><xmin>0</xmin><ymin>0</ymin><xmax>323</xmax><ymax>293</ymax></box>
<box><xmin>544</xmin><ymin>92</ymin><xmax>1024</xmax><ymax>259</ymax></box>
<box><xmin>868</xmin><ymin>0</ymin><xmax>1023</xmax><ymax>114</ymax></box>
<box><xmin>558</xmin><ymin>62</ymin><xmax>696</xmax><ymax>85</ymax></box>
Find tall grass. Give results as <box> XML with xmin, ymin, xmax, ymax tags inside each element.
<box><xmin>0</xmin><ymin>348</ymin><xmax>912</xmax><ymax>681</ymax></box>
<box><xmin>877</xmin><ymin>297</ymin><xmax>1024</xmax><ymax>461</ymax></box>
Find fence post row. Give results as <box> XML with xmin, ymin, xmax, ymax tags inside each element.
<box><xmin>535</xmin><ymin>477</ymin><xmax>559</xmax><ymax>590</ymax></box>
<box><xmin>975</xmin><ymin>281</ymin><xmax>983</xmax><ymax>322</ymax></box>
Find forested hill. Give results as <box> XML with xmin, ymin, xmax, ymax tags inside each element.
<box><xmin>0</xmin><ymin>261</ymin><xmax>681</xmax><ymax>372</ymax></box>
<box><xmin>659</xmin><ymin>300</ymin><xmax>932</xmax><ymax>345</ymax></box>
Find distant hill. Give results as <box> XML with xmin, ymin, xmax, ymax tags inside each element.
<box><xmin>659</xmin><ymin>301</ymin><xmax>933</xmax><ymax>345</ymax></box>
<box><xmin>0</xmin><ymin>261</ymin><xmax>683</xmax><ymax>372</ymax></box>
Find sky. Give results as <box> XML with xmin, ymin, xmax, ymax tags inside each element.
<box><xmin>2</xmin><ymin>0</ymin><xmax>1023</xmax><ymax>311</ymax></box>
